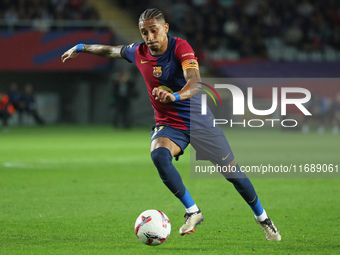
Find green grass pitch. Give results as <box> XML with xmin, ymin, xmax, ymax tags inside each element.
<box><xmin>0</xmin><ymin>126</ymin><xmax>339</xmax><ymax>254</ymax></box>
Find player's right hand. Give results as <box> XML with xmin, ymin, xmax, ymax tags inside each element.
<box><xmin>61</xmin><ymin>46</ymin><xmax>79</xmax><ymax>63</ymax></box>
<box><xmin>152</xmin><ymin>87</ymin><xmax>175</xmax><ymax>103</ymax></box>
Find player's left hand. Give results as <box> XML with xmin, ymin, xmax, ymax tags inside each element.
<box><xmin>152</xmin><ymin>88</ymin><xmax>176</xmax><ymax>103</ymax></box>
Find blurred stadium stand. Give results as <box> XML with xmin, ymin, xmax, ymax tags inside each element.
<box><xmin>0</xmin><ymin>0</ymin><xmax>339</xmax><ymax>127</ymax></box>
<box><xmin>0</xmin><ymin>0</ymin><xmax>153</xmax><ymax>126</ymax></box>
<box><xmin>114</xmin><ymin>0</ymin><xmax>340</xmax><ymax>76</ymax></box>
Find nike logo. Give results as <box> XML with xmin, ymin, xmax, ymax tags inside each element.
<box><xmin>222</xmin><ymin>153</ymin><xmax>230</xmax><ymax>161</ymax></box>
<box><xmin>141</xmin><ymin>60</ymin><xmax>148</xmax><ymax>64</ymax></box>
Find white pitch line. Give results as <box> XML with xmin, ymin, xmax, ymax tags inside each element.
<box><xmin>3</xmin><ymin>162</ymin><xmax>51</xmax><ymax>169</ymax></box>
<box><xmin>2</xmin><ymin>156</ymin><xmax>147</xmax><ymax>169</ymax></box>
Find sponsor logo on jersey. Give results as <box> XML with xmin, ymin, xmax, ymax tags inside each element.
<box><xmin>157</xmin><ymin>85</ymin><xmax>173</xmax><ymax>94</ymax></box>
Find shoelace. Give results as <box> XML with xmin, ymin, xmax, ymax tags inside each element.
<box><xmin>262</xmin><ymin>218</ymin><xmax>276</xmax><ymax>233</ymax></box>
<box><xmin>183</xmin><ymin>212</ymin><xmax>196</xmax><ymax>224</ymax></box>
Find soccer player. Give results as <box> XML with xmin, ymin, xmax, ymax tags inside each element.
<box><xmin>61</xmin><ymin>8</ymin><xmax>281</xmax><ymax>241</ymax></box>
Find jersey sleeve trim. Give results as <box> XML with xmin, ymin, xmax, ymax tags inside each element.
<box><xmin>120</xmin><ymin>45</ymin><xmax>132</xmax><ymax>63</ymax></box>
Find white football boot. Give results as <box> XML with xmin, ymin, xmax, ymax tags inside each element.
<box><xmin>255</xmin><ymin>217</ymin><xmax>281</xmax><ymax>241</ymax></box>
<box><xmin>179</xmin><ymin>210</ymin><xmax>204</xmax><ymax>235</ymax></box>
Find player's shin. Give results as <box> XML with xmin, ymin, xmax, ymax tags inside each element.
<box><xmin>151</xmin><ymin>147</ymin><xmax>198</xmax><ymax>212</ymax></box>
<box><xmin>224</xmin><ymin>164</ymin><xmax>265</xmax><ymax>218</ymax></box>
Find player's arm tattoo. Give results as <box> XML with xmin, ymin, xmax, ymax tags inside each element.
<box><xmin>184</xmin><ymin>67</ymin><xmax>200</xmax><ymax>81</ymax></box>
<box><xmin>83</xmin><ymin>45</ymin><xmax>123</xmax><ymax>58</ymax></box>
<box><xmin>180</xmin><ymin>68</ymin><xmax>201</xmax><ymax>100</ymax></box>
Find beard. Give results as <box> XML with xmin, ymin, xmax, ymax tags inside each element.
<box><xmin>148</xmin><ymin>43</ymin><xmax>159</xmax><ymax>52</ymax></box>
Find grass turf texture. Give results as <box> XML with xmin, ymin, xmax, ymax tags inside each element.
<box><xmin>0</xmin><ymin>126</ymin><xmax>339</xmax><ymax>255</ymax></box>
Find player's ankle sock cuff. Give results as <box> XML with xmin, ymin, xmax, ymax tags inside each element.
<box><xmin>255</xmin><ymin>209</ymin><xmax>268</xmax><ymax>222</ymax></box>
<box><xmin>186</xmin><ymin>204</ymin><xmax>199</xmax><ymax>214</ymax></box>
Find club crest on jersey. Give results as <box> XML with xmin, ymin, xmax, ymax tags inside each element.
<box><xmin>153</xmin><ymin>66</ymin><xmax>162</xmax><ymax>78</ymax></box>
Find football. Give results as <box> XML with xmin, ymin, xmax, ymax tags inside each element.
<box><xmin>134</xmin><ymin>209</ymin><xmax>171</xmax><ymax>246</ymax></box>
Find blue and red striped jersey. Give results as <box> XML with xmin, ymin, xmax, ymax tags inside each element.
<box><xmin>121</xmin><ymin>36</ymin><xmax>212</xmax><ymax>130</ymax></box>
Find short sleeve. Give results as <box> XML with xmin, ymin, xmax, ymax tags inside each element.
<box><xmin>120</xmin><ymin>43</ymin><xmax>140</xmax><ymax>64</ymax></box>
<box><xmin>174</xmin><ymin>38</ymin><xmax>199</xmax><ymax>71</ymax></box>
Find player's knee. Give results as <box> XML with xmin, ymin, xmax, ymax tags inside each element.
<box><xmin>219</xmin><ymin>160</ymin><xmax>239</xmax><ymax>178</ymax></box>
<box><xmin>227</xmin><ymin>160</ymin><xmax>237</xmax><ymax>167</ymax></box>
<box><xmin>151</xmin><ymin>147</ymin><xmax>184</xmax><ymax>194</ymax></box>
<box><xmin>221</xmin><ymin>161</ymin><xmax>249</xmax><ymax>182</ymax></box>
<box><xmin>151</xmin><ymin>147</ymin><xmax>172</xmax><ymax>167</ymax></box>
